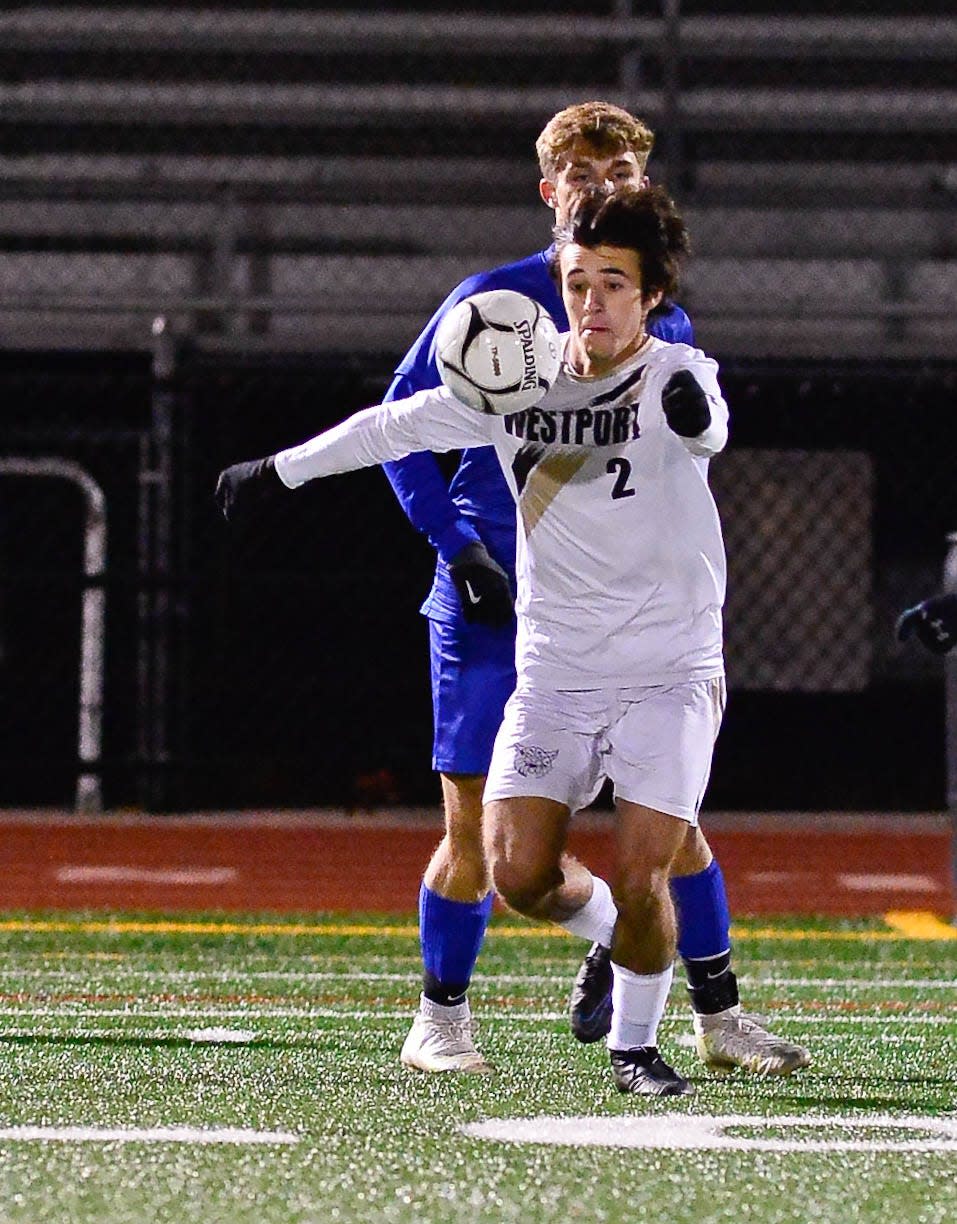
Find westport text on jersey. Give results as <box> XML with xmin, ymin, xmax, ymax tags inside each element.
<box><xmin>503</xmin><ymin>404</ymin><xmax>641</xmax><ymax>447</ymax></box>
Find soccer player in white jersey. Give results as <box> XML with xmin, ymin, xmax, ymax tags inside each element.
<box><xmin>383</xmin><ymin>102</ymin><xmax>807</xmax><ymax>1082</ymax></box>
<box><xmin>216</xmin><ymin>186</ymin><xmax>811</xmax><ymax>1093</ymax></box>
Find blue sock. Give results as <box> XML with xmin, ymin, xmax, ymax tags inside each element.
<box><xmin>671</xmin><ymin>858</ymin><xmax>732</xmax><ymax>963</ymax></box>
<box><xmin>419</xmin><ymin>884</ymin><xmax>493</xmax><ymax>1005</ymax></box>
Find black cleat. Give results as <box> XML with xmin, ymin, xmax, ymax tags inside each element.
<box><xmin>569</xmin><ymin>941</ymin><xmax>613</xmax><ymax>1043</ymax></box>
<box><xmin>610</xmin><ymin>1046</ymin><xmax>695</xmax><ymax>1097</ymax></box>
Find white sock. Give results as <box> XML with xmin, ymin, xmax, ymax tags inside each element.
<box><xmin>418</xmin><ymin>993</ymin><xmax>469</xmax><ymax>1021</ymax></box>
<box><xmin>558</xmin><ymin>874</ymin><xmax>617</xmax><ymax>947</ymax></box>
<box><xmin>607</xmin><ymin>962</ymin><xmax>674</xmax><ymax>1050</ymax></box>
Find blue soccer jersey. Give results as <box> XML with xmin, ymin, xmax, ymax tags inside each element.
<box><xmin>382</xmin><ymin>246</ymin><xmax>694</xmax><ymax>624</ymax></box>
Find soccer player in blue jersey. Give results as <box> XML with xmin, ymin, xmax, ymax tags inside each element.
<box><xmin>383</xmin><ymin>101</ymin><xmax>809</xmax><ymax>1077</ymax></box>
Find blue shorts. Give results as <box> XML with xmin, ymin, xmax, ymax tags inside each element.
<box><xmin>429</xmin><ymin>618</ymin><xmax>517</xmax><ymax>775</ymax></box>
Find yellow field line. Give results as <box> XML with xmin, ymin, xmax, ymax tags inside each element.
<box><xmin>0</xmin><ymin>919</ymin><xmax>422</xmax><ymax>938</ymax></box>
<box><xmin>0</xmin><ymin>912</ymin><xmax>953</xmax><ymax>941</ymax></box>
<box><xmin>884</xmin><ymin>911</ymin><xmax>957</xmax><ymax>941</ymax></box>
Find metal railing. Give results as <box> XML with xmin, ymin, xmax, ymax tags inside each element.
<box><xmin>0</xmin><ymin>9</ymin><xmax>952</xmax><ymax>57</ymax></box>
<box><xmin>0</xmin><ymin>458</ymin><xmax>106</xmax><ymax>812</ymax></box>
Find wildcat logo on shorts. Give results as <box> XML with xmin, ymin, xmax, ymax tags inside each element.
<box><xmin>514</xmin><ymin>745</ymin><xmax>559</xmax><ymax>778</ymax></box>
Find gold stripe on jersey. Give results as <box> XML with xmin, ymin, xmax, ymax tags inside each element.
<box><xmin>519</xmin><ymin>450</ymin><xmax>588</xmax><ymax>536</ymax></box>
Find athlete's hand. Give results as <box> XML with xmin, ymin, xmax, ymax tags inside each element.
<box><xmin>662</xmin><ymin>369</ymin><xmax>711</xmax><ymax>438</ymax></box>
<box><xmin>896</xmin><ymin>592</ymin><xmax>957</xmax><ymax>655</ymax></box>
<box><xmin>215</xmin><ymin>455</ymin><xmax>285</xmax><ymax>522</ymax></box>
<box><xmin>449</xmin><ymin>542</ymin><xmax>514</xmax><ymax>627</ymax></box>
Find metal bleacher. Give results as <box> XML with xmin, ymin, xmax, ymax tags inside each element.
<box><xmin>1</xmin><ymin>4</ymin><xmax>956</xmax><ymax>358</ymax></box>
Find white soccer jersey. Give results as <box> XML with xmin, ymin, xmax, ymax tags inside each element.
<box><xmin>276</xmin><ymin>337</ymin><xmax>729</xmax><ymax>691</ymax></box>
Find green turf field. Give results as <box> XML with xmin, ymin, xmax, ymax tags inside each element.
<box><xmin>0</xmin><ymin>911</ymin><xmax>954</xmax><ymax>1224</ymax></box>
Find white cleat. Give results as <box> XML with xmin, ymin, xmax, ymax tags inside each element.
<box><xmin>400</xmin><ymin>994</ymin><xmax>493</xmax><ymax>1074</ymax></box>
<box><xmin>694</xmin><ymin>1005</ymin><xmax>811</xmax><ymax>1077</ymax></box>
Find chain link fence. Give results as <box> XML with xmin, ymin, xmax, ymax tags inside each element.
<box><xmin>1</xmin><ymin>3</ymin><xmax>956</xmax><ymax>810</ymax></box>
<box><xmin>2</xmin><ymin>349</ymin><xmax>955</xmax><ymax>812</ymax></box>
<box><xmin>715</xmin><ymin>447</ymin><xmax>875</xmax><ymax>693</ymax></box>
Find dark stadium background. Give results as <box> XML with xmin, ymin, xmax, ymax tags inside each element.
<box><xmin>1</xmin><ymin>0</ymin><xmax>955</xmax><ymax>815</ymax></box>
<box><xmin>3</xmin><ymin>351</ymin><xmax>955</xmax><ymax>812</ymax></box>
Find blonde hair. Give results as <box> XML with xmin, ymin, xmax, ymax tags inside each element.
<box><xmin>536</xmin><ymin>101</ymin><xmax>655</xmax><ymax>180</ymax></box>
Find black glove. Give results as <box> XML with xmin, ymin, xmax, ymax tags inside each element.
<box><xmin>215</xmin><ymin>455</ymin><xmax>285</xmax><ymax>522</ymax></box>
<box><xmin>662</xmin><ymin>369</ymin><xmax>711</xmax><ymax>438</ymax></box>
<box><xmin>449</xmin><ymin>542</ymin><xmax>514</xmax><ymax>627</ymax></box>
<box><xmin>896</xmin><ymin>592</ymin><xmax>957</xmax><ymax>655</ymax></box>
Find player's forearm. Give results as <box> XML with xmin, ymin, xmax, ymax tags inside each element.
<box><xmin>382</xmin><ymin>451</ymin><xmax>482</xmax><ymax>563</ymax></box>
<box><xmin>275</xmin><ymin>404</ymin><xmax>407</xmax><ymax>488</ymax></box>
<box><xmin>666</xmin><ymin>360</ymin><xmax>729</xmax><ymax>458</ymax></box>
<box><xmin>681</xmin><ymin>401</ymin><xmax>728</xmax><ymax>458</ymax></box>
<box><xmin>382</xmin><ymin>371</ymin><xmax>481</xmax><ymax>558</ymax></box>
<box><xmin>380</xmin><ymin>354</ymin><xmax>485</xmax><ymax>562</ymax></box>
<box><xmin>275</xmin><ymin>391</ymin><xmax>488</xmax><ymax>489</ymax></box>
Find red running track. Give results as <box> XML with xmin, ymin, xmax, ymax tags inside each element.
<box><xmin>0</xmin><ymin>812</ymin><xmax>952</xmax><ymax>917</ymax></box>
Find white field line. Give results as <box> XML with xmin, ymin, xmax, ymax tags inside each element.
<box><xmin>839</xmin><ymin>872</ymin><xmax>942</xmax><ymax>892</ymax></box>
<box><xmin>0</xmin><ymin>969</ymin><xmax>952</xmax><ymax>990</ymax></box>
<box><xmin>3</xmin><ymin>951</ymin><xmax>942</xmax><ymax>966</ymax></box>
<box><xmin>0</xmin><ymin>1026</ymin><xmax>264</xmax><ymax>1043</ymax></box>
<box><xmin>0</xmin><ymin>1006</ymin><xmax>954</xmax><ymax>1025</ymax></box>
<box><xmin>0</xmin><ymin>969</ymin><xmax>561</xmax><ymax>984</ymax></box>
<box><xmin>746</xmin><ymin>870</ymin><xmax>942</xmax><ymax>892</ymax></box>
<box><xmin>0</xmin><ymin>1028</ymin><xmax>952</xmax><ymax>1050</ymax></box>
<box><xmin>1</xmin><ymin>959</ymin><xmax>952</xmax><ymax>980</ymax></box>
<box><xmin>745</xmin><ymin>978</ymin><xmax>956</xmax><ymax>990</ymax></box>
<box><xmin>463</xmin><ymin>1114</ymin><xmax>957</xmax><ymax>1153</ymax></box>
<box><xmin>55</xmin><ymin>866</ymin><xmax>237</xmax><ymax>886</ymax></box>
<box><xmin>0</xmin><ymin>1125</ymin><xmax>297</xmax><ymax>1145</ymax></box>
<box><xmin>0</xmin><ymin>1026</ymin><xmax>937</xmax><ymax>1049</ymax></box>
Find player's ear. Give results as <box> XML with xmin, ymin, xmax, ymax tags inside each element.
<box><xmin>539</xmin><ymin>179</ymin><xmax>558</xmax><ymax>209</ymax></box>
<box><xmin>643</xmin><ymin>289</ymin><xmax>664</xmax><ymax>313</ymax></box>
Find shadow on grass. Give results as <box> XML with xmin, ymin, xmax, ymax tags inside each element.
<box><xmin>696</xmin><ymin>1072</ymin><xmax>957</xmax><ymax>1110</ymax></box>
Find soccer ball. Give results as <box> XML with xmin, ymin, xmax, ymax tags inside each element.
<box><xmin>434</xmin><ymin>289</ymin><xmax>561</xmax><ymax>415</ymax></box>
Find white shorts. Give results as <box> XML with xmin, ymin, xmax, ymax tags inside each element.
<box><xmin>483</xmin><ymin>677</ymin><xmax>726</xmax><ymax>824</ymax></box>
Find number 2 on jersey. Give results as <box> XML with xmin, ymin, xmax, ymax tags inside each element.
<box><xmin>606</xmin><ymin>457</ymin><xmax>636</xmax><ymax>499</ymax></box>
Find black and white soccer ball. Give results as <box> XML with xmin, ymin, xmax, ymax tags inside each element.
<box><xmin>434</xmin><ymin>289</ymin><xmax>561</xmax><ymax>415</ymax></box>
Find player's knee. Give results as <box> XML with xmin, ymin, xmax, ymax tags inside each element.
<box><xmin>671</xmin><ymin>825</ymin><xmax>712</xmax><ymax>877</ymax></box>
<box><xmin>613</xmin><ymin>864</ymin><xmax>670</xmax><ymax>926</ymax></box>
<box><xmin>489</xmin><ymin>855</ymin><xmax>558</xmax><ymax>917</ymax></box>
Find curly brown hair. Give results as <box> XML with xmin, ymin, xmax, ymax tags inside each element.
<box><xmin>536</xmin><ymin>101</ymin><xmax>655</xmax><ymax>180</ymax></box>
<box><xmin>552</xmin><ymin>185</ymin><xmax>690</xmax><ymax>309</ymax></box>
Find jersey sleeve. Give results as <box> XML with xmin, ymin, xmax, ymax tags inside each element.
<box><xmin>380</xmin><ymin>271</ymin><xmax>507</xmax><ymax>564</ymax></box>
<box><xmin>649</xmin><ymin>301</ymin><xmax>695</xmax><ymax>346</ymax></box>
<box><xmin>647</xmin><ymin>343</ymin><xmax>728</xmax><ymax>459</ymax></box>
<box><xmin>676</xmin><ymin>353</ymin><xmax>729</xmax><ymax>458</ymax></box>
<box><xmin>671</xmin><ymin>305</ymin><xmax>695</xmax><ymax>346</ymax></box>
<box><xmin>274</xmin><ymin>388</ymin><xmax>495</xmax><ymax>489</ymax></box>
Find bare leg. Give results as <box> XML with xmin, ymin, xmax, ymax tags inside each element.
<box><xmin>670</xmin><ymin>823</ymin><xmax>713</xmax><ymax>878</ymax></box>
<box><xmin>600</xmin><ymin>799</ymin><xmax>697</xmax><ymax>1095</ymax></box>
<box><xmin>423</xmin><ymin>773</ymin><xmax>489</xmax><ymax>902</ymax></box>
<box><xmin>610</xmin><ymin>799</ymin><xmax>689</xmax><ymax>973</ymax></box>
<box><xmin>484</xmin><ymin>796</ymin><xmax>594</xmax><ymax>922</ymax></box>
